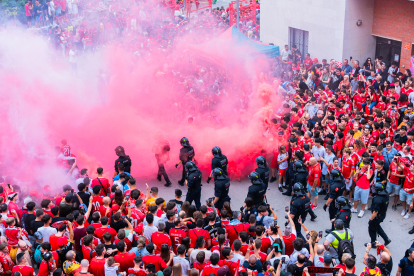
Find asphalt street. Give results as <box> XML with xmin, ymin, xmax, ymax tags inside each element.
<box><xmin>139</xmin><ymin>167</ymin><xmax>413</xmax><ymax>274</ymax></box>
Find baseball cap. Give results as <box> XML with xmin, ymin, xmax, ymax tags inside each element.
<box><xmin>217</xmin><ymin>265</ymin><xmax>229</xmax><ymax>276</ymax></box>
<box><xmin>34</xmin><ymin>231</ymin><xmax>43</xmax><ymax>240</ymax></box>
<box><xmin>323</xmin><ymin>251</ymin><xmax>332</xmax><ymax>264</ymax></box>
<box><xmin>57</xmin><ymin>237</ymin><xmax>67</xmax><ymax>247</ymax></box>
<box><xmin>312</xmin><ymin>58</ymin><xmax>318</xmax><ymax>62</ymax></box>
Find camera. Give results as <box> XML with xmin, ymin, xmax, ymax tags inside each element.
<box><xmin>285</xmin><ymin>206</ymin><xmax>289</xmax><ymax>212</ymax></box>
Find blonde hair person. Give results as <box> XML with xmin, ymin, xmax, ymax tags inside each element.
<box><xmin>173</xmin><ymin>262</ymin><xmax>183</xmax><ymax>276</ymax></box>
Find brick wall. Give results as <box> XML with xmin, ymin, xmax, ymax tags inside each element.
<box><xmin>372</xmin><ymin>0</ymin><xmax>414</xmax><ymax>69</ymax></box>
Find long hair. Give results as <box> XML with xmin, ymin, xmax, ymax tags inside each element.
<box><xmin>172</xmin><ymin>262</ymin><xmax>183</xmax><ymax>276</ymax></box>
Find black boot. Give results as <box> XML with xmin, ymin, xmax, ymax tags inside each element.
<box><xmin>270</xmin><ymin>177</ymin><xmax>276</xmax><ymax>183</ymax></box>
<box><xmin>164</xmin><ymin>180</ymin><xmax>172</xmax><ymax>187</ymax></box>
<box><xmin>364</xmin><ymin>242</ymin><xmax>377</xmax><ymax>248</ymax></box>
<box><xmin>157</xmin><ymin>175</ymin><xmax>162</xmax><ymax>181</ymax></box>
<box><xmin>178</xmin><ymin>180</ymin><xmax>184</xmax><ymax>186</ymax></box>
<box><xmin>282</xmin><ymin>191</ymin><xmax>291</xmax><ymax>196</ymax></box>
<box><xmin>409</xmin><ymin>227</ymin><xmax>414</xmax><ymax>234</ymax></box>
<box><xmin>384</xmin><ymin>239</ymin><xmax>391</xmax><ymax>246</ymax></box>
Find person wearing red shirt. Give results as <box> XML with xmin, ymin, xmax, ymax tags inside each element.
<box><xmin>219</xmin><ymin>248</ymin><xmax>241</xmax><ymax>276</ymax></box>
<box><xmin>303</xmin><ymin>145</ymin><xmax>312</xmax><ymax>163</ymax></box>
<box><xmin>142</xmin><ymin>243</ymin><xmax>170</xmax><ymax>271</ymax></box>
<box><xmin>12</xmin><ymin>253</ymin><xmax>35</xmax><ymax>276</ymax></box>
<box><xmin>91</xmin><ymin>168</ymin><xmax>110</xmax><ymax>197</ymax></box>
<box><xmin>128</xmin><ymin>255</ymin><xmax>147</xmax><ymax>276</ymax></box>
<box><xmin>225</xmin><ymin>221</ymin><xmax>250</xmax><ymax>246</ymax></box>
<box><xmin>89</xmin><ymin>244</ymin><xmax>106</xmax><ymax>276</ymax></box>
<box><xmin>169</xmin><ymin>219</ymin><xmax>187</xmax><ymax>253</ymax></box>
<box><xmin>334</xmin><ymin>132</ymin><xmax>344</xmax><ymax>159</ymax></box>
<box><xmin>94</xmin><ymin>217</ymin><xmax>117</xmax><ymax>243</ymax></box>
<box><xmin>91</xmin><ymin>186</ymin><xmax>104</xmax><ymax>215</ymax></box>
<box><xmin>113</xmin><ymin>240</ymin><xmax>136</xmax><ymax>273</ymax></box>
<box><xmin>351</xmin><ymin>159</ymin><xmax>372</xmax><ymax>218</ymax></box>
<box><xmin>98</xmin><ymin>197</ymin><xmax>112</xmax><ymax>218</ymax></box>
<box><xmin>399</xmin><ymin>163</ymin><xmax>414</xmax><ymax>219</ymax></box>
<box><xmin>303</xmin><ymin>54</ymin><xmax>312</xmax><ymax>70</ymax></box>
<box><xmin>188</xmin><ymin>219</ymin><xmax>211</xmax><ymax>248</ymax></box>
<box><xmin>306</xmin><ymin>158</ymin><xmax>321</xmax><ymax>209</ymax></box>
<box><xmin>341</xmin><ymin>149</ymin><xmax>355</xmax><ymax>194</ymax></box>
<box><xmin>38</xmin><ymin>247</ymin><xmax>58</xmax><ymax>276</ymax></box>
<box><xmin>200</xmin><ymin>253</ymin><xmax>220</xmax><ymax>276</ymax></box>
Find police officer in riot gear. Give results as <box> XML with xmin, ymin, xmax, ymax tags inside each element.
<box><xmin>289</xmin><ymin>183</ymin><xmax>312</xmax><ymax>240</ymax></box>
<box><xmin>366</xmin><ymin>183</ymin><xmax>391</xmax><ymax>247</ymax></box>
<box><xmin>212</xmin><ymin>168</ymin><xmax>231</xmax><ymax>210</ymax></box>
<box><xmin>207</xmin><ymin>146</ymin><xmax>228</xmax><ymax>183</ymax></box>
<box><xmin>322</xmin><ymin>169</ymin><xmax>346</xmax><ymax>231</ymax></box>
<box><xmin>325</xmin><ymin>196</ymin><xmax>352</xmax><ymax>234</ymax></box>
<box><xmin>114</xmin><ymin>146</ymin><xmax>132</xmax><ymax>177</ymax></box>
<box><xmin>246</xmin><ymin>172</ymin><xmax>266</xmax><ymax>207</ymax></box>
<box><xmin>255</xmin><ymin>156</ymin><xmax>269</xmax><ymax>190</ymax></box>
<box><xmin>176</xmin><ymin>137</ymin><xmax>195</xmax><ymax>186</ymax></box>
<box><xmin>283</xmin><ymin>151</ymin><xmax>306</xmax><ymax>196</ymax></box>
<box><xmin>185</xmin><ymin>161</ymin><xmax>202</xmax><ymax>210</ymax></box>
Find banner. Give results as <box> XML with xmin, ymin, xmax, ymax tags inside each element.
<box><xmin>411</xmin><ymin>56</ymin><xmax>414</xmax><ymax>74</ymax></box>
<box><xmin>307</xmin><ymin>267</ymin><xmax>337</xmax><ymax>274</ymax></box>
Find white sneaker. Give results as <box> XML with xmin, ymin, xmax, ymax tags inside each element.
<box><xmin>358</xmin><ymin>210</ymin><xmax>365</xmax><ymax>218</ymax></box>
<box><xmin>401</xmin><ymin>209</ymin><xmax>407</xmax><ymax>216</ymax></box>
<box><xmin>350</xmin><ymin>208</ymin><xmax>358</xmax><ymax>213</ymax></box>
<box><xmin>318</xmin><ymin>188</ymin><xmax>323</xmax><ymax>193</ymax></box>
<box><xmin>404</xmin><ymin>213</ymin><xmax>412</xmax><ymax>219</ymax></box>
<box><xmin>389</xmin><ymin>193</ymin><xmax>396</xmax><ymax>197</ymax></box>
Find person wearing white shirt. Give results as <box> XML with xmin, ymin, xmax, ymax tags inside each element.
<box><xmin>281</xmin><ymin>45</ymin><xmax>291</xmax><ymax>62</ymax></box>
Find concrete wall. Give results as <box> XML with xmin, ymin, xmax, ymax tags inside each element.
<box><xmin>342</xmin><ymin>0</ymin><xmax>376</xmax><ymax>65</ymax></box>
<box><xmin>372</xmin><ymin>0</ymin><xmax>414</xmax><ymax>70</ymax></box>
<box><xmin>261</xmin><ymin>0</ymin><xmax>347</xmax><ymax>62</ymax></box>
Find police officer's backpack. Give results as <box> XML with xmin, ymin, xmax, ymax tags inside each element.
<box><xmin>330</xmin><ymin>229</ymin><xmax>356</xmax><ymax>260</ymax></box>
<box><xmin>256</xmin><ymin>216</ymin><xmax>265</xmax><ymax>226</ymax></box>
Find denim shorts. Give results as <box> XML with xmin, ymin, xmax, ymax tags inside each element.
<box><xmin>307</xmin><ymin>184</ymin><xmax>318</xmax><ymax>197</ymax></box>
<box><xmin>386</xmin><ymin>182</ymin><xmax>401</xmax><ymax>194</ymax></box>
<box><xmin>354</xmin><ymin>186</ymin><xmax>369</xmax><ymax>204</ymax></box>
<box><xmin>399</xmin><ymin>189</ymin><xmax>414</xmax><ymax>204</ymax></box>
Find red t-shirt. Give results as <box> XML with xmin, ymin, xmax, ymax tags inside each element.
<box><xmin>188</xmin><ymin>228</ymin><xmax>211</xmax><ymax>248</ymax></box>
<box><xmin>91</xmin><ymin>178</ymin><xmax>110</xmax><ymax>197</ymax></box>
<box><xmin>225</xmin><ymin>223</ymin><xmax>250</xmax><ymax>245</ymax></box>
<box><xmin>389</xmin><ymin>162</ymin><xmax>401</xmax><ymax>185</ymax></box>
<box><xmin>333</xmin><ymin>140</ymin><xmax>343</xmax><ymax>157</ymax></box>
<box><xmin>130</xmin><ymin>209</ymin><xmax>145</xmax><ymax>229</ymax></box>
<box><xmin>342</xmin><ymin>158</ymin><xmax>355</xmax><ymax>179</ymax></box>
<box><xmin>98</xmin><ymin>206</ymin><xmax>111</xmax><ymax>218</ymax></box>
<box><xmin>11</xmin><ymin>265</ymin><xmax>36</xmax><ymax>276</ymax></box>
<box><xmin>94</xmin><ymin>227</ymin><xmax>117</xmax><ymax>243</ymax></box>
<box><xmin>114</xmin><ymin>252</ymin><xmax>136</xmax><ymax>272</ymax></box>
<box><xmin>151</xmin><ymin>232</ymin><xmax>172</xmax><ymax>254</ymax></box>
<box><xmin>303</xmin><ymin>152</ymin><xmax>311</xmax><ymax>163</ymax></box>
<box><xmin>142</xmin><ymin>255</ymin><xmax>167</xmax><ymax>272</ymax></box>
<box><xmin>38</xmin><ymin>259</ymin><xmax>57</xmax><ymax>276</ymax></box>
<box><xmin>92</xmin><ymin>196</ymin><xmax>104</xmax><ymax>214</ymax></box>
<box><xmin>403</xmin><ymin>167</ymin><xmax>414</xmax><ymax>194</ymax></box>
<box><xmin>355</xmin><ymin>168</ymin><xmax>371</xmax><ymax>189</ymax></box>
<box><xmin>89</xmin><ymin>257</ymin><xmax>106</xmax><ymax>276</ymax></box>
<box><xmin>169</xmin><ymin>228</ymin><xmax>187</xmax><ymax>253</ymax></box>
<box><xmin>283</xmin><ymin>233</ymin><xmax>296</xmax><ymax>256</ymax></box>
<box><xmin>249</xmin><ymin>251</ymin><xmax>267</xmax><ymax>262</ymax></box>
<box><xmin>127</xmin><ymin>268</ymin><xmax>147</xmax><ymax>276</ymax></box>
<box><xmin>308</xmin><ymin>163</ymin><xmax>321</xmax><ymax>187</ymax></box>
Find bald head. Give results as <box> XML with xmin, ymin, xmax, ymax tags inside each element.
<box><xmin>102</xmin><ymin>197</ymin><xmax>110</xmax><ymax>205</ymax></box>
<box><xmin>249</xmin><ymin>255</ymin><xmax>257</xmax><ymax>265</ymax></box>
<box><xmin>380</xmin><ymin>252</ymin><xmax>390</xmax><ymax>263</ymax></box>
<box><xmin>316</xmin><ymin>244</ymin><xmax>325</xmax><ymax>255</ymax></box>
<box><xmin>66</xmin><ymin>250</ymin><xmax>75</xmax><ymax>261</ymax></box>
<box><xmin>309</xmin><ymin>157</ymin><xmax>317</xmax><ymax>165</ymax></box>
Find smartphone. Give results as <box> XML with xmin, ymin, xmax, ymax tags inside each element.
<box><xmin>306</xmin><ymin>233</ymin><xmax>310</xmax><ymax>240</ymax></box>
<box><xmin>285</xmin><ymin>206</ymin><xmax>289</xmax><ymax>212</ymax></box>
<box><xmin>125</xmin><ymin>195</ymin><xmax>130</xmax><ymax>200</ymax></box>
<box><xmin>282</xmin><ymin>257</ymin><xmax>286</xmax><ymax>263</ymax></box>
<box><xmin>319</xmin><ymin>231</ymin><xmax>323</xmax><ymax>238</ymax></box>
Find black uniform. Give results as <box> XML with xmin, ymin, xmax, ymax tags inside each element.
<box><xmin>369</xmin><ymin>193</ymin><xmax>390</xmax><ymax>244</ymax></box>
<box><xmin>186</xmin><ymin>169</ymin><xmax>202</xmax><ymax>210</ymax></box>
<box><xmin>290</xmin><ymin>194</ymin><xmax>311</xmax><ymax>241</ymax></box>
<box><xmin>255</xmin><ymin>166</ymin><xmax>269</xmax><ymax>190</ymax></box>
<box><xmin>246</xmin><ymin>180</ymin><xmax>266</xmax><ymax>207</ymax></box>
<box><xmin>328</xmin><ymin>179</ymin><xmax>346</xmax><ymax>227</ymax></box>
<box><xmin>179</xmin><ymin>146</ymin><xmax>195</xmax><ymax>183</ymax></box>
<box><xmin>335</xmin><ymin>208</ymin><xmax>352</xmax><ymax>229</ymax></box>
<box><xmin>211</xmin><ymin>155</ymin><xmax>228</xmax><ymax>175</ymax></box>
<box><xmin>214</xmin><ymin>176</ymin><xmax>231</xmax><ymax>210</ymax></box>
<box><xmin>285</xmin><ymin>160</ymin><xmax>307</xmax><ymax>195</ymax></box>
<box><xmin>115</xmin><ymin>155</ymin><xmax>132</xmax><ymax>174</ymax></box>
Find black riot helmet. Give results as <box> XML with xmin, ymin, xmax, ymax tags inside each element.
<box><xmin>293</xmin><ymin>183</ymin><xmax>306</xmax><ymax>196</ymax></box>
<box><xmin>248</xmin><ymin>172</ymin><xmax>262</xmax><ymax>185</ymax></box>
<box><xmin>330</xmin><ymin>169</ymin><xmax>342</xmax><ymax>180</ymax></box>
<box><xmin>115</xmin><ymin>146</ymin><xmax>126</xmax><ymax>157</ymax></box>
<box><xmin>335</xmin><ymin>196</ymin><xmax>350</xmax><ymax>210</ymax></box>
<box><xmin>213</xmin><ymin>168</ymin><xmax>226</xmax><ymax>180</ymax></box>
<box><xmin>294</xmin><ymin>160</ymin><xmax>307</xmax><ymax>173</ymax></box>
<box><xmin>180</xmin><ymin>137</ymin><xmax>190</xmax><ymax>147</ymax></box>
<box><xmin>374</xmin><ymin>182</ymin><xmax>388</xmax><ymax>195</ymax></box>
<box><xmin>185</xmin><ymin>161</ymin><xmax>198</xmax><ymax>172</ymax></box>
<box><xmin>212</xmin><ymin>146</ymin><xmax>222</xmax><ymax>158</ymax></box>
<box><xmin>256</xmin><ymin>156</ymin><xmax>267</xmax><ymax>168</ymax></box>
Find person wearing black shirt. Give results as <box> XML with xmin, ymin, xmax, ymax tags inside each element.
<box><xmin>374</xmin><ymin>242</ymin><xmax>393</xmax><ymax>276</ymax></box>
<box><xmin>114</xmin><ymin>146</ymin><xmax>132</xmax><ymax>177</ymax></box>
<box><xmin>30</xmin><ymin>209</ymin><xmax>44</xmax><ymax>235</ymax></box>
<box><xmin>110</xmin><ymin>212</ymin><xmax>127</xmax><ymax>233</ymax></box>
<box><xmin>289</xmin><ymin>252</ymin><xmax>314</xmax><ymax>276</ymax></box>
<box><xmin>299</xmin><ymin>74</ymin><xmax>309</xmax><ymax>91</ymax></box>
<box><xmin>51</xmin><ymin>206</ymin><xmax>66</xmax><ymax>225</ymax></box>
<box><xmin>337</xmin><ymin>257</ymin><xmax>357</xmax><ymax>276</ymax></box>
<box><xmin>395</xmin><ymin>126</ymin><xmax>408</xmax><ymax>146</ymax></box>
<box><xmin>203</xmin><ymin>212</ymin><xmax>221</xmax><ymax>239</ymax></box>
<box><xmin>75</xmin><ymin>183</ymin><xmax>91</xmax><ymax>206</ymax></box>
<box><xmin>169</xmin><ymin>189</ymin><xmax>183</xmax><ymax>212</ymax></box>
<box><xmin>165</xmin><ymin>210</ymin><xmax>176</xmax><ymax>234</ymax></box>
<box><xmin>330</xmin><ymin>68</ymin><xmax>344</xmax><ymax>91</ymax></box>
<box><xmin>103</xmin><ymin>232</ymin><xmax>117</xmax><ymax>257</ymax></box>
<box><xmin>24</xmin><ymin>202</ymin><xmax>36</xmax><ymax>238</ymax></box>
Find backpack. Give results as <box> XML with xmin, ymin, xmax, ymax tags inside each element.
<box><xmin>34</xmin><ymin>244</ymin><xmax>43</xmax><ymax>264</ymax></box>
<box><xmin>256</xmin><ymin>216</ymin><xmax>265</xmax><ymax>227</ymax></box>
<box><xmin>330</xmin><ymin>229</ymin><xmax>355</xmax><ymax>260</ymax></box>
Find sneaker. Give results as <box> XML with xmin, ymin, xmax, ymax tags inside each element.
<box><xmin>350</xmin><ymin>208</ymin><xmax>358</xmax><ymax>213</ymax></box>
<box><xmin>401</xmin><ymin>209</ymin><xmax>407</xmax><ymax>216</ymax></box>
<box><xmin>311</xmin><ymin>204</ymin><xmax>317</xmax><ymax>210</ymax></box>
<box><xmin>404</xmin><ymin>213</ymin><xmax>412</xmax><ymax>219</ymax></box>
<box><xmin>270</xmin><ymin>177</ymin><xmax>276</xmax><ymax>183</ymax></box>
<box><xmin>318</xmin><ymin>188</ymin><xmax>323</xmax><ymax>193</ymax></box>
<box><xmin>389</xmin><ymin>193</ymin><xmax>396</xmax><ymax>197</ymax></box>
<box><xmin>358</xmin><ymin>210</ymin><xmax>365</xmax><ymax>218</ymax></box>
<box><xmin>397</xmin><ymin>202</ymin><xmax>403</xmax><ymax>206</ymax></box>
<box><xmin>278</xmin><ymin>187</ymin><xmax>283</xmax><ymax>192</ymax></box>
<box><xmin>164</xmin><ymin>182</ymin><xmax>172</xmax><ymax>187</ymax></box>
<box><xmin>392</xmin><ymin>205</ymin><xmax>397</xmax><ymax>211</ymax></box>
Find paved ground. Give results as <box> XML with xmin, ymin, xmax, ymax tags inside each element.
<box><xmin>139</xmin><ymin>168</ymin><xmax>413</xmax><ymax>274</ymax></box>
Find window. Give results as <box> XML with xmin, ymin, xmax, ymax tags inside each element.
<box><xmin>289</xmin><ymin>27</ymin><xmax>309</xmax><ymax>59</ymax></box>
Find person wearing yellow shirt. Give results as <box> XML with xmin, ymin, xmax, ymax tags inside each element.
<box><xmin>146</xmin><ymin>185</ymin><xmax>166</xmax><ymax>208</ymax></box>
<box><xmin>352</xmin><ymin>123</ymin><xmax>362</xmax><ymax>139</ymax></box>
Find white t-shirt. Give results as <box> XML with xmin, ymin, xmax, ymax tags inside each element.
<box><xmin>190</xmin><ymin>249</ymin><xmax>212</xmax><ymax>264</ymax></box>
<box><xmin>231</xmin><ymin>253</ymin><xmax>244</xmax><ymax>265</ymax></box>
<box><xmin>37</xmin><ymin>226</ymin><xmax>57</xmax><ymax>243</ymax></box>
<box><xmin>173</xmin><ymin>256</ymin><xmax>190</xmax><ymax>276</ymax></box>
<box><xmin>408</xmin><ymin>91</ymin><xmax>414</xmax><ymax>104</ymax></box>
<box><xmin>277</xmin><ymin>153</ymin><xmax>288</xmax><ymax>169</ymax></box>
<box><xmin>143</xmin><ymin>225</ymin><xmax>158</xmax><ymax>241</ymax></box>
<box><xmin>281</xmin><ymin>49</ymin><xmax>291</xmax><ymax>61</ymax></box>
<box><xmin>105</xmin><ymin>264</ymin><xmax>119</xmax><ymax>276</ymax></box>
<box><xmin>269</xmin><ymin>255</ymin><xmax>290</xmax><ymax>271</ymax></box>
<box><xmin>311</xmin><ymin>146</ymin><xmax>326</xmax><ymax>160</ymax></box>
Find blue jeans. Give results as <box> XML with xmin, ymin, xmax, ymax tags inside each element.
<box><xmin>369</xmin><ymin>101</ymin><xmax>377</xmax><ymax>113</ymax></box>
